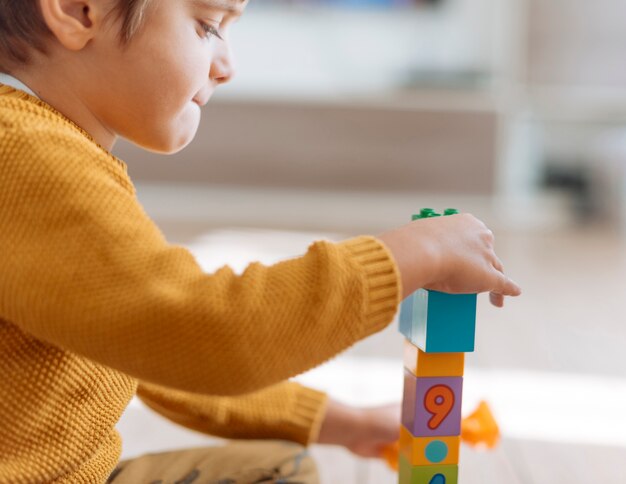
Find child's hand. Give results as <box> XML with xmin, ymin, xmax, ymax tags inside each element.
<box><xmin>378</xmin><ymin>213</ymin><xmax>521</xmax><ymax>307</ymax></box>
<box><xmin>316</xmin><ymin>399</ymin><xmax>400</xmax><ymax>459</ymax></box>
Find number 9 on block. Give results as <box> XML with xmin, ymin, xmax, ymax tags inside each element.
<box><xmin>401</xmin><ymin>370</ymin><xmax>463</xmax><ymax>437</ymax></box>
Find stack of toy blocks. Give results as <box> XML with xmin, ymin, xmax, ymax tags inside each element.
<box><xmin>398</xmin><ymin>208</ymin><xmax>477</xmax><ymax>484</ymax></box>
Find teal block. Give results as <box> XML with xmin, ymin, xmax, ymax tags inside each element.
<box><xmin>411</xmin><ymin>289</ymin><xmax>476</xmax><ymax>353</ymax></box>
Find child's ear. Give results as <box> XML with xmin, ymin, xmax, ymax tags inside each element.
<box><xmin>38</xmin><ymin>0</ymin><xmax>106</xmax><ymax>51</ymax></box>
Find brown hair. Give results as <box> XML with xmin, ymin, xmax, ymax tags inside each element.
<box><xmin>0</xmin><ymin>0</ymin><xmax>152</xmax><ymax>72</ymax></box>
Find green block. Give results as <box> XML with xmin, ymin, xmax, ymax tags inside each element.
<box><xmin>411</xmin><ymin>289</ymin><xmax>476</xmax><ymax>353</ymax></box>
<box><xmin>413</xmin><ymin>208</ymin><xmax>441</xmax><ymax>220</ymax></box>
<box><xmin>413</xmin><ymin>207</ymin><xmax>458</xmax><ymax>220</ymax></box>
<box><xmin>399</xmin><ymin>454</ymin><xmax>458</xmax><ymax>484</ymax></box>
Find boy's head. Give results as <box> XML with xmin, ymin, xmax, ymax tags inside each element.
<box><xmin>0</xmin><ymin>0</ymin><xmax>247</xmax><ymax>153</ymax></box>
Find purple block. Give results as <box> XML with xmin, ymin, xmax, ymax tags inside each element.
<box><xmin>401</xmin><ymin>370</ymin><xmax>463</xmax><ymax>437</ymax></box>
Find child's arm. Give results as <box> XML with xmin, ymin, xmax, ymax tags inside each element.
<box><xmin>136</xmin><ymin>381</ymin><xmax>328</xmax><ymax>445</ymax></box>
<box><xmin>138</xmin><ymin>381</ymin><xmax>397</xmax><ymax>457</ymax></box>
<box><xmin>0</xmin><ymin>129</ymin><xmax>400</xmax><ymax>396</ymax></box>
<box><xmin>0</xmin><ymin>125</ymin><xmax>519</xmax><ymax>398</ymax></box>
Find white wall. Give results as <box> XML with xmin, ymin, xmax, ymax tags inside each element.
<box><xmin>219</xmin><ymin>0</ymin><xmax>502</xmax><ymax>99</ymax></box>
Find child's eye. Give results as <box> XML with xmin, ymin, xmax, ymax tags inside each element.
<box><xmin>199</xmin><ymin>22</ymin><xmax>223</xmax><ymax>41</ymax></box>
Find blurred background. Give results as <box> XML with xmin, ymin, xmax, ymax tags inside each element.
<box><xmin>115</xmin><ymin>0</ymin><xmax>626</xmax><ymax>482</ymax></box>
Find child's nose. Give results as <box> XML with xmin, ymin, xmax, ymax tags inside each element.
<box><xmin>210</xmin><ymin>43</ymin><xmax>235</xmax><ymax>85</ymax></box>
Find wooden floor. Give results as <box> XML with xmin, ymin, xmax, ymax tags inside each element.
<box><xmin>136</xmin><ymin>216</ymin><xmax>626</xmax><ymax>484</ymax></box>
<box><xmin>309</xmin><ymin>437</ymin><xmax>626</xmax><ymax>483</ymax></box>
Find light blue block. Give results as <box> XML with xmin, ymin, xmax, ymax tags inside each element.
<box><xmin>411</xmin><ymin>289</ymin><xmax>477</xmax><ymax>353</ymax></box>
<box><xmin>398</xmin><ymin>296</ymin><xmax>414</xmax><ymax>341</ymax></box>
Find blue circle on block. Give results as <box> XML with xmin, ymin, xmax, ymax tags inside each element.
<box><xmin>429</xmin><ymin>474</ymin><xmax>446</xmax><ymax>484</ymax></box>
<box><xmin>425</xmin><ymin>440</ymin><xmax>448</xmax><ymax>463</ymax></box>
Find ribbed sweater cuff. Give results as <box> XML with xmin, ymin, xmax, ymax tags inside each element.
<box><xmin>285</xmin><ymin>384</ymin><xmax>329</xmax><ymax>445</ymax></box>
<box><xmin>337</xmin><ymin>236</ymin><xmax>402</xmax><ymax>338</ymax></box>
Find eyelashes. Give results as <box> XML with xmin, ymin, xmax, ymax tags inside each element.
<box><xmin>200</xmin><ymin>22</ymin><xmax>223</xmax><ymax>41</ymax></box>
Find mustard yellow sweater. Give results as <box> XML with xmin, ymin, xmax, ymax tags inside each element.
<box><xmin>0</xmin><ymin>85</ymin><xmax>401</xmax><ymax>483</ymax></box>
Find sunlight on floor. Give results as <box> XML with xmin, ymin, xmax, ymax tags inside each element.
<box><xmin>295</xmin><ymin>356</ymin><xmax>626</xmax><ymax>449</ymax></box>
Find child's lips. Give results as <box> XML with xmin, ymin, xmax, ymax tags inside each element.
<box><xmin>193</xmin><ymin>86</ymin><xmax>215</xmax><ymax>107</ymax></box>
<box><xmin>192</xmin><ymin>96</ymin><xmax>209</xmax><ymax>107</ymax></box>
<box><xmin>192</xmin><ymin>91</ymin><xmax>212</xmax><ymax>106</ymax></box>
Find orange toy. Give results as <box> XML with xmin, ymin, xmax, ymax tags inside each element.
<box><xmin>460</xmin><ymin>400</ymin><xmax>500</xmax><ymax>449</ymax></box>
<box><xmin>381</xmin><ymin>441</ymin><xmax>400</xmax><ymax>471</ymax></box>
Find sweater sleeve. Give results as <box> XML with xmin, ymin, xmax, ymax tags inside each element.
<box><xmin>0</xmin><ymin>122</ymin><xmax>401</xmax><ymax>396</ymax></box>
<box><xmin>136</xmin><ymin>380</ymin><xmax>328</xmax><ymax>445</ymax></box>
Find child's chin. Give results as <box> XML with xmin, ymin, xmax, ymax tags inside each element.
<box><xmin>140</xmin><ymin>121</ymin><xmax>201</xmax><ymax>154</ymax></box>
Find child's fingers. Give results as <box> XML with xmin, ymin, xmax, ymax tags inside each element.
<box><xmin>489</xmin><ymin>260</ymin><xmax>521</xmax><ymax>307</ymax></box>
<box><xmin>489</xmin><ymin>278</ymin><xmax>520</xmax><ymax>308</ymax></box>
<box><xmin>494</xmin><ymin>272</ymin><xmax>522</xmax><ymax>297</ymax></box>
<box><xmin>491</xmin><ymin>255</ymin><xmax>521</xmax><ymax>296</ymax></box>
<box><xmin>492</xmin><ymin>255</ymin><xmax>504</xmax><ymax>272</ymax></box>
<box><xmin>489</xmin><ymin>291</ymin><xmax>504</xmax><ymax>307</ymax></box>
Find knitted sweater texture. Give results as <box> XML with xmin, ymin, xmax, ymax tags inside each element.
<box><xmin>0</xmin><ymin>85</ymin><xmax>401</xmax><ymax>483</ymax></box>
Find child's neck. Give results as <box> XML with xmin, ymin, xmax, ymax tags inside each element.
<box><xmin>6</xmin><ymin>66</ymin><xmax>117</xmax><ymax>151</ymax></box>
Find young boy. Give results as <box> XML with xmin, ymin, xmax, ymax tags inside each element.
<box><xmin>0</xmin><ymin>0</ymin><xmax>521</xmax><ymax>482</ymax></box>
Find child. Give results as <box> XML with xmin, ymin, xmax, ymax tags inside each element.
<box><xmin>0</xmin><ymin>0</ymin><xmax>521</xmax><ymax>482</ymax></box>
